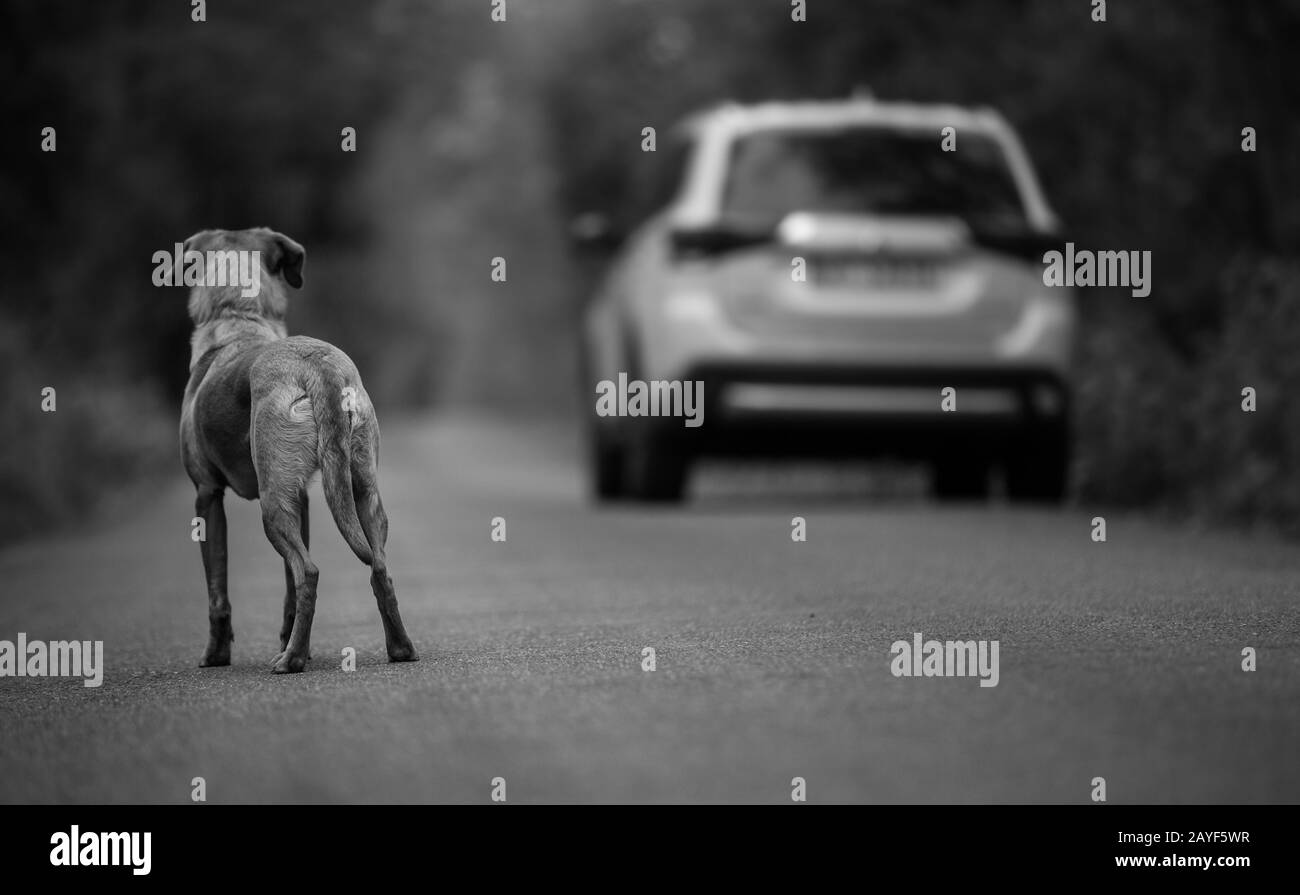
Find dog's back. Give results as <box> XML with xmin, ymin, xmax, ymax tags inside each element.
<box><xmin>249</xmin><ymin>337</ymin><xmax>377</xmax><ymax>564</ymax></box>
<box><xmin>185</xmin><ymin>334</ymin><xmax>377</xmax><ymax>563</ymax></box>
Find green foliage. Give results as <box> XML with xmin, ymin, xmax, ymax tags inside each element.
<box><xmin>2</xmin><ymin>0</ymin><xmax>1299</xmax><ymax>540</ymax></box>
<box><xmin>0</xmin><ymin>0</ymin><xmax>450</xmax><ymax>541</ymax></box>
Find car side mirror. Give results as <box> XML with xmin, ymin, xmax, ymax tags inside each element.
<box><xmin>967</xmin><ymin>222</ymin><xmax>1068</xmax><ymax>262</ymax></box>
<box><xmin>569</xmin><ymin>212</ymin><xmax>623</xmax><ymax>255</ymax></box>
<box><xmin>668</xmin><ymin>221</ymin><xmax>775</xmax><ymax>259</ymax></box>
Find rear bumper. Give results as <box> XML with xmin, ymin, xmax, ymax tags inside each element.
<box><xmin>637</xmin><ymin>362</ymin><xmax>1069</xmax><ymax>459</ymax></box>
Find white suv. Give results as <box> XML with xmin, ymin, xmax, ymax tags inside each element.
<box><xmin>579</xmin><ymin>97</ymin><xmax>1075</xmax><ymax>503</ymax></box>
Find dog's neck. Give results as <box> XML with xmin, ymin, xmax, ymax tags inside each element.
<box><xmin>190</xmin><ymin>315</ymin><xmax>287</xmax><ymax>370</ymax></box>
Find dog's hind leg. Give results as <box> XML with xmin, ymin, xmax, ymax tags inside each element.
<box><xmin>254</xmin><ymin>389</ymin><xmax>320</xmax><ymax>674</ymax></box>
<box><xmin>279</xmin><ymin>490</ymin><xmax>309</xmax><ymax>654</ymax></box>
<box><xmin>356</xmin><ymin>486</ymin><xmax>418</xmax><ymax>662</ymax></box>
<box><xmin>263</xmin><ymin>487</ymin><xmax>317</xmax><ymax>674</ymax></box>
<box><xmin>350</xmin><ymin>440</ymin><xmax>417</xmax><ymax>663</ymax></box>
<box><xmin>196</xmin><ymin>485</ymin><xmax>233</xmax><ymax>667</ymax></box>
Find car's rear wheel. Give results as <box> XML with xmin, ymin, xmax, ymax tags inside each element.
<box><xmin>931</xmin><ymin>456</ymin><xmax>993</xmax><ymax>501</ymax></box>
<box><xmin>1005</xmin><ymin>426</ymin><xmax>1069</xmax><ymax>504</ymax></box>
<box><xmin>588</xmin><ymin>428</ymin><xmax>627</xmax><ymax>501</ymax></box>
<box><xmin>625</xmin><ymin>435</ymin><xmax>689</xmax><ymax>502</ymax></box>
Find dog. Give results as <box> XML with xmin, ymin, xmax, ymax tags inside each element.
<box><xmin>179</xmin><ymin>227</ymin><xmax>417</xmax><ymax>674</ymax></box>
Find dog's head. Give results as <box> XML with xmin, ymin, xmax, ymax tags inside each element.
<box><xmin>182</xmin><ymin>227</ymin><xmax>305</xmax><ymax>325</ymax></box>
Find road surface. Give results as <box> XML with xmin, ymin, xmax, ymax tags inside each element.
<box><xmin>1</xmin><ymin>416</ymin><xmax>1297</xmax><ymax>803</ymax></box>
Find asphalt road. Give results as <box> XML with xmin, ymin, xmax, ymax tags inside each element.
<box><xmin>1</xmin><ymin>415</ymin><xmax>1297</xmax><ymax>804</ymax></box>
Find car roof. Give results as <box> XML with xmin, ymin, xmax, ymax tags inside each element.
<box><xmin>667</xmin><ymin>95</ymin><xmax>1060</xmax><ymax>231</ymax></box>
<box><xmin>676</xmin><ymin>97</ymin><xmax>1013</xmax><ymax>140</ymax></box>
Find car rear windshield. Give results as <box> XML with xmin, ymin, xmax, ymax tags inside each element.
<box><xmin>721</xmin><ymin>127</ymin><xmax>1029</xmax><ymax>228</ymax></box>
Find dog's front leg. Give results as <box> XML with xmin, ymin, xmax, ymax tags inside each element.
<box><xmin>196</xmin><ymin>486</ymin><xmax>233</xmax><ymax>666</ymax></box>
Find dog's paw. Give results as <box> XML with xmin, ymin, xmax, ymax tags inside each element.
<box><xmin>387</xmin><ymin>642</ymin><xmax>419</xmax><ymax>663</ymax></box>
<box><xmin>279</xmin><ymin>642</ymin><xmax>312</xmax><ymax>661</ymax></box>
<box><xmin>270</xmin><ymin>650</ymin><xmax>308</xmax><ymax>674</ymax></box>
<box><xmin>200</xmin><ymin>647</ymin><xmax>231</xmax><ymax>667</ymax></box>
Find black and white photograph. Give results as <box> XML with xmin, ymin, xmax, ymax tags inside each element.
<box><xmin>0</xmin><ymin>0</ymin><xmax>1296</xmax><ymax>875</ymax></box>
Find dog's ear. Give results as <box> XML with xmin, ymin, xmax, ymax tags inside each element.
<box><xmin>261</xmin><ymin>230</ymin><xmax>305</xmax><ymax>289</ymax></box>
<box><xmin>183</xmin><ymin>230</ymin><xmax>213</xmax><ymax>254</ymax></box>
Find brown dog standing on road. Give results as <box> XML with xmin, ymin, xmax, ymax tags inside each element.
<box><xmin>179</xmin><ymin>227</ymin><xmax>417</xmax><ymax>674</ymax></box>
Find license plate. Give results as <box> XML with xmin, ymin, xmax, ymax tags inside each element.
<box><xmin>812</xmin><ymin>257</ymin><xmax>941</xmax><ymax>290</ymax></box>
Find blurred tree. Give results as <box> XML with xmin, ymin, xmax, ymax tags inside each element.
<box><xmin>2</xmin><ymin>0</ymin><xmax>1299</xmax><ymax>537</ymax></box>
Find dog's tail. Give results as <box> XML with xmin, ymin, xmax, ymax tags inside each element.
<box><xmin>308</xmin><ymin>372</ymin><xmax>374</xmax><ymax>566</ymax></box>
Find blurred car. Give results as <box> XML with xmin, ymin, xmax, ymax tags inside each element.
<box><xmin>577</xmin><ymin>96</ymin><xmax>1075</xmax><ymax>503</ymax></box>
